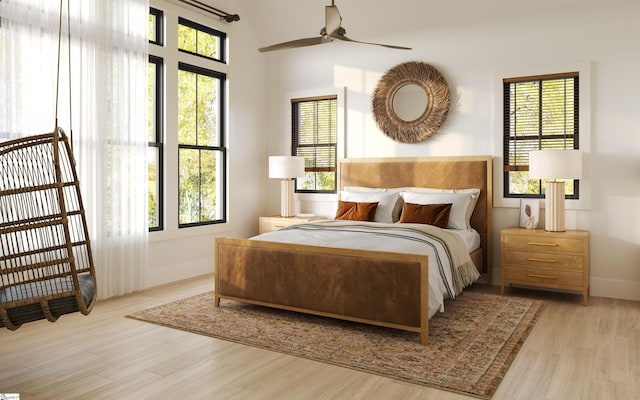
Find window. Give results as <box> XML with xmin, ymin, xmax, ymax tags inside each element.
<box><xmin>178</xmin><ymin>63</ymin><xmax>226</xmax><ymax>227</ymax></box>
<box><xmin>148</xmin><ymin>7</ymin><xmax>163</xmax><ymax>45</ymax></box>
<box><xmin>148</xmin><ymin>5</ymin><xmax>228</xmax><ymax>232</ymax></box>
<box><xmin>503</xmin><ymin>72</ymin><xmax>579</xmax><ymax>199</ymax></box>
<box><xmin>148</xmin><ymin>7</ymin><xmax>164</xmax><ymax>232</ymax></box>
<box><xmin>178</xmin><ymin>17</ymin><xmax>225</xmax><ymax>62</ymax></box>
<box><xmin>148</xmin><ymin>55</ymin><xmax>163</xmax><ymax>231</ymax></box>
<box><xmin>292</xmin><ymin>96</ymin><xmax>337</xmax><ymax>193</ymax></box>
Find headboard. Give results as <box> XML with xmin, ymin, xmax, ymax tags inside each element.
<box><xmin>338</xmin><ymin>156</ymin><xmax>493</xmax><ymax>279</ymax></box>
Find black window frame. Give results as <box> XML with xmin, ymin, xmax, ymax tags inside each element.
<box><xmin>177</xmin><ymin>17</ymin><xmax>226</xmax><ymax>64</ymax></box>
<box><xmin>177</xmin><ymin>62</ymin><xmax>227</xmax><ymax>228</ymax></box>
<box><xmin>148</xmin><ymin>54</ymin><xmax>164</xmax><ymax>232</ymax></box>
<box><xmin>503</xmin><ymin>72</ymin><xmax>580</xmax><ymax>200</ymax></box>
<box><xmin>149</xmin><ymin>7</ymin><xmax>164</xmax><ymax>46</ymax></box>
<box><xmin>291</xmin><ymin>95</ymin><xmax>338</xmax><ymax>194</ymax></box>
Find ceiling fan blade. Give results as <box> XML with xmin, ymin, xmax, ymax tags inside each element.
<box><xmin>257</xmin><ymin>1</ymin><xmax>410</xmax><ymax>53</ymax></box>
<box><xmin>325</xmin><ymin>5</ymin><xmax>342</xmax><ymax>36</ymax></box>
<box><xmin>258</xmin><ymin>36</ymin><xmax>327</xmax><ymax>53</ymax></box>
<box><xmin>332</xmin><ymin>33</ymin><xmax>411</xmax><ymax>50</ymax></box>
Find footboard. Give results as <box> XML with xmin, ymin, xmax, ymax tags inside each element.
<box><xmin>214</xmin><ymin>237</ymin><xmax>430</xmax><ymax>345</ymax></box>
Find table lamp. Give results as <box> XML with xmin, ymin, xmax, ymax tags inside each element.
<box><xmin>528</xmin><ymin>149</ymin><xmax>582</xmax><ymax>232</ymax></box>
<box><xmin>269</xmin><ymin>156</ymin><xmax>305</xmax><ymax>217</ymax></box>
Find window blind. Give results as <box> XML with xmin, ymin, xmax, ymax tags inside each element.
<box><xmin>291</xmin><ymin>95</ymin><xmax>337</xmax><ymax>193</ymax></box>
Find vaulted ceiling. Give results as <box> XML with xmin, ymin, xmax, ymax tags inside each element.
<box><xmin>228</xmin><ymin>0</ymin><xmax>614</xmax><ymax>49</ymax></box>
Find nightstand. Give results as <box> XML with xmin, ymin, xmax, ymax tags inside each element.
<box><xmin>259</xmin><ymin>216</ymin><xmax>327</xmax><ymax>234</ymax></box>
<box><xmin>500</xmin><ymin>227</ymin><xmax>590</xmax><ymax>305</ymax></box>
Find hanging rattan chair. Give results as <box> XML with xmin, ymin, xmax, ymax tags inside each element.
<box><xmin>0</xmin><ymin>127</ymin><xmax>96</xmax><ymax>330</ymax></box>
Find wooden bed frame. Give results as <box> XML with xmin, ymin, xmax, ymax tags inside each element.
<box><xmin>214</xmin><ymin>156</ymin><xmax>492</xmax><ymax>345</ymax></box>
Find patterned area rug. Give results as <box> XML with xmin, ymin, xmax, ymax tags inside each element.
<box><xmin>127</xmin><ymin>292</ymin><xmax>544</xmax><ymax>399</ymax></box>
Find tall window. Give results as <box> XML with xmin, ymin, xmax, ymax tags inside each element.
<box><xmin>503</xmin><ymin>72</ymin><xmax>579</xmax><ymax>199</ymax></box>
<box><xmin>177</xmin><ymin>63</ymin><xmax>226</xmax><ymax>227</ymax></box>
<box><xmin>148</xmin><ymin>55</ymin><xmax>163</xmax><ymax>231</ymax></box>
<box><xmin>147</xmin><ymin>8</ymin><xmax>228</xmax><ymax>231</ymax></box>
<box><xmin>148</xmin><ymin>8</ymin><xmax>164</xmax><ymax>231</ymax></box>
<box><xmin>177</xmin><ymin>18</ymin><xmax>226</xmax><ymax>228</ymax></box>
<box><xmin>292</xmin><ymin>96</ymin><xmax>337</xmax><ymax>193</ymax></box>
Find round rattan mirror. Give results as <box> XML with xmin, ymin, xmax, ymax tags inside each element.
<box><xmin>372</xmin><ymin>61</ymin><xmax>450</xmax><ymax>143</ymax></box>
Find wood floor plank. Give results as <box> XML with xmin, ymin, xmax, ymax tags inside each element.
<box><xmin>1</xmin><ymin>275</ymin><xmax>639</xmax><ymax>400</ymax></box>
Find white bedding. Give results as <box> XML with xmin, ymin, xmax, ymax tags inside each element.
<box><xmin>449</xmin><ymin>228</ymin><xmax>481</xmax><ymax>252</ymax></box>
<box><xmin>251</xmin><ymin>220</ymin><xmax>480</xmax><ymax>318</ymax></box>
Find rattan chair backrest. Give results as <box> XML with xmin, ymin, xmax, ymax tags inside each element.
<box><xmin>0</xmin><ymin>128</ymin><xmax>96</xmax><ymax>330</ymax></box>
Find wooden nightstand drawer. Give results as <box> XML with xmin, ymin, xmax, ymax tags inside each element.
<box><xmin>502</xmin><ymin>251</ymin><xmax>584</xmax><ymax>271</ymax></box>
<box><xmin>503</xmin><ymin>235</ymin><xmax>584</xmax><ymax>254</ymax></box>
<box><xmin>503</xmin><ymin>266</ymin><xmax>584</xmax><ymax>289</ymax></box>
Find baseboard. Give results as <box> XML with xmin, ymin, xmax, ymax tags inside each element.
<box><xmin>590</xmin><ymin>277</ymin><xmax>640</xmax><ymax>302</ymax></box>
<box><xmin>144</xmin><ymin>256</ymin><xmax>213</xmax><ymax>289</ymax></box>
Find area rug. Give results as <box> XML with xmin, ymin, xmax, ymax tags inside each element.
<box><xmin>127</xmin><ymin>292</ymin><xmax>544</xmax><ymax>399</ymax></box>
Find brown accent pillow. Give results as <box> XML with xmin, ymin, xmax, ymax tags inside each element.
<box><xmin>399</xmin><ymin>202</ymin><xmax>452</xmax><ymax>228</ymax></box>
<box><xmin>335</xmin><ymin>201</ymin><xmax>378</xmax><ymax>221</ymax></box>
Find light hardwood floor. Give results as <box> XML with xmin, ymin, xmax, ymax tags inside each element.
<box><xmin>1</xmin><ymin>275</ymin><xmax>638</xmax><ymax>400</ymax></box>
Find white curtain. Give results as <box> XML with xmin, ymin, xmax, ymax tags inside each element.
<box><xmin>0</xmin><ymin>0</ymin><xmax>149</xmax><ymax>299</ymax></box>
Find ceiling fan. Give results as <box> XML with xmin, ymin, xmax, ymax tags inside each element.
<box><xmin>258</xmin><ymin>1</ymin><xmax>411</xmax><ymax>52</ymax></box>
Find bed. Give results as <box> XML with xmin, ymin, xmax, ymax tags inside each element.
<box><xmin>214</xmin><ymin>156</ymin><xmax>492</xmax><ymax>345</ymax></box>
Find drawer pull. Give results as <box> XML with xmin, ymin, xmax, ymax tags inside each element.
<box><xmin>273</xmin><ymin>224</ymin><xmax>287</xmax><ymax>229</ymax></box>
<box><xmin>528</xmin><ymin>273</ymin><xmax>557</xmax><ymax>279</ymax></box>
<box><xmin>527</xmin><ymin>241</ymin><xmax>558</xmax><ymax>247</ymax></box>
<box><xmin>527</xmin><ymin>257</ymin><xmax>557</xmax><ymax>263</ymax></box>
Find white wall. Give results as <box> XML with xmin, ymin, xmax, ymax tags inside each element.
<box><xmin>145</xmin><ymin>0</ymin><xmax>268</xmax><ymax>288</ymax></box>
<box><xmin>259</xmin><ymin>2</ymin><xmax>640</xmax><ymax>300</ymax></box>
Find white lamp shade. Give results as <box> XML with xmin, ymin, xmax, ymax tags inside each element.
<box><xmin>269</xmin><ymin>156</ymin><xmax>305</xmax><ymax>179</ymax></box>
<box><xmin>529</xmin><ymin>150</ymin><xmax>582</xmax><ymax>180</ymax></box>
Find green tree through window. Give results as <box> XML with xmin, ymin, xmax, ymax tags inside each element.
<box><xmin>178</xmin><ymin>63</ymin><xmax>226</xmax><ymax>226</ymax></box>
<box><xmin>178</xmin><ymin>17</ymin><xmax>224</xmax><ymax>62</ymax></box>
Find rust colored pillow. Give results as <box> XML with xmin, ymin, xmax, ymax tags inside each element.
<box><xmin>399</xmin><ymin>202</ymin><xmax>452</xmax><ymax>228</ymax></box>
<box><xmin>335</xmin><ymin>201</ymin><xmax>378</xmax><ymax>221</ymax></box>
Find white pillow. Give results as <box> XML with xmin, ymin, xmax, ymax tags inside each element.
<box><xmin>452</xmin><ymin>189</ymin><xmax>480</xmax><ymax>228</ymax></box>
<box><xmin>340</xmin><ymin>191</ymin><xmax>400</xmax><ymax>223</ymax></box>
<box><xmin>341</xmin><ymin>186</ymin><xmax>480</xmax><ymax>225</ymax></box>
<box><xmin>399</xmin><ymin>191</ymin><xmax>477</xmax><ymax>230</ymax></box>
